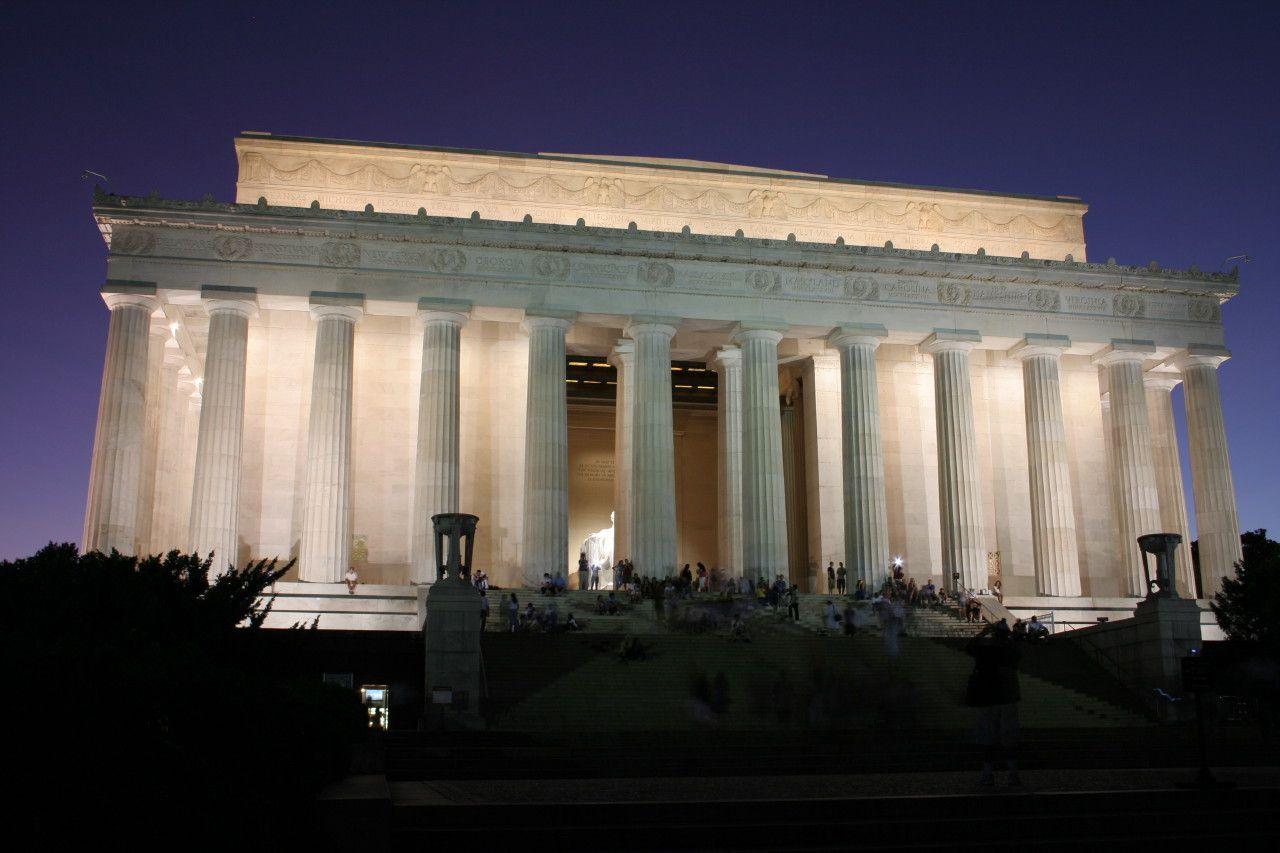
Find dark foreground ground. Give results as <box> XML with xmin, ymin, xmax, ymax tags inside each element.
<box><xmin>323</xmin><ymin>765</ymin><xmax>1280</xmax><ymax>851</ymax></box>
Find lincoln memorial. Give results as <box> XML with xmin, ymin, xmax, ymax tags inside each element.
<box><xmin>82</xmin><ymin>133</ymin><xmax>1242</xmax><ymax>629</ymax></box>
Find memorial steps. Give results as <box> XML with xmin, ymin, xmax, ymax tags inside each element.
<box><xmin>473</xmin><ymin>589</ymin><xmax>1146</xmax><ymax>732</ymax></box>
<box><xmin>482</xmin><ymin>630</ymin><xmax>1148</xmax><ymax>734</ymax></box>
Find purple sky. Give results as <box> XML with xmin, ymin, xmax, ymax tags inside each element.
<box><xmin>2</xmin><ymin>1</ymin><xmax>1276</xmax><ymax>560</ymax></box>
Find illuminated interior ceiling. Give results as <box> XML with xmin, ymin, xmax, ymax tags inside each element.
<box><xmin>565</xmin><ymin>357</ymin><xmax>717</xmax><ymax>407</ymax></box>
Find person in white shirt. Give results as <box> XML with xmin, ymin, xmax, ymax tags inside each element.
<box><xmin>344</xmin><ymin>566</ymin><xmax>359</xmax><ymax>595</ymax></box>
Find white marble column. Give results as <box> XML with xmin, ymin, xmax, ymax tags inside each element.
<box><xmin>1144</xmin><ymin>369</ymin><xmax>1196</xmax><ymax>596</ymax></box>
<box><xmin>711</xmin><ymin>347</ymin><xmax>743</xmax><ymax>577</ymax></box>
<box><xmin>1010</xmin><ymin>335</ymin><xmax>1082</xmax><ymax>596</ymax></box>
<box><xmin>780</xmin><ymin>399</ymin><xmax>808</xmax><ymax>585</ymax></box>
<box><xmin>133</xmin><ymin>323</ymin><xmax>169</xmax><ymax>554</ymax></box>
<box><xmin>801</xmin><ymin>354</ymin><xmax>844</xmax><ymax>593</ymax></box>
<box><xmin>732</xmin><ymin>323</ymin><xmax>789</xmax><ymax>580</ymax></box>
<box><xmin>521</xmin><ymin>311</ymin><xmax>576</xmax><ymax>586</ymax></box>
<box><xmin>189</xmin><ymin>290</ymin><xmax>256</xmax><ymax>573</ymax></box>
<box><xmin>609</xmin><ymin>340</ymin><xmax>635</xmax><ymax>564</ymax></box>
<box><xmin>299</xmin><ymin>296</ymin><xmax>364</xmax><ymax>583</ymax></box>
<box><xmin>410</xmin><ymin>300</ymin><xmax>471</xmax><ymax>583</ymax></box>
<box><xmin>828</xmin><ymin>325</ymin><xmax>890</xmax><ymax>591</ymax></box>
<box><xmin>1093</xmin><ymin>340</ymin><xmax>1161</xmax><ymax>596</ymax></box>
<box><xmin>82</xmin><ymin>287</ymin><xmax>161</xmax><ymax>555</ymax></box>
<box><xmin>921</xmin><ymin>330</ymin><xmax>985</xmax><ymax>592</ymax></box>
<box><xmin>1174</xmin><ymin>345</ymin><xmax>1242</xmax><ymax>597</ymax></box>
<box><xmin>148</xmin><ymin>340</ymin><xmax>187</xmax><ymax>552</ymax></box>
<box><xmin>628</xmin><ymin>317</ymin><xmax>679</xmax><ymax>577</ymax></box>
<box><xmin>174</xmin><ymin>377</ymin><xmax>202</xmax><ymax>551</ymax></box>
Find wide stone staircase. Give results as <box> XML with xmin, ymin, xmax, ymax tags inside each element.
<box><xmin>479</xmin><ymin>630</ymin><xmax>1148</xmax><ymax>734</ymax></box>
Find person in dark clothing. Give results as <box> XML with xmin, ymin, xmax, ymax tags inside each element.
<box><xmin>786</xmin><ymin>584</ymin><xmax>800</xmax><ymax>622</ymax></box>
<box><xmin>965</xmin><ymin>619</ymin><xmax>1022</xmax><ymax>786</ymax></box>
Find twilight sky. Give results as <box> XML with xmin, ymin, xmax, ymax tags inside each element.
<box><xmin>1</xmin><ymin>0</ymin><xmax>1276</xmax><ymax>560</ymax></box>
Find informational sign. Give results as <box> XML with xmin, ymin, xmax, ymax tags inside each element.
<box><xmin>1182</xmin><ymin>655</ymin><xmax>1212</xmax><ymax>692</ymax></box>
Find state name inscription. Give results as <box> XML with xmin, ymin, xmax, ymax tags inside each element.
<box><xmin>575</xmin><ymin>460</ymin><xmax>615</xmax><ymax>483</ymax></box>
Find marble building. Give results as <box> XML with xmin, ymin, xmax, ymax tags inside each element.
<box><xmin>83</xmin><ymin>133</ymin><xmax>1241</xmax><ymax>629</ymax></box>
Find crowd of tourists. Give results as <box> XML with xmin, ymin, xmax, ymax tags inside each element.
<box><xmin>463</xmin><ymin>546</ymin><xmax>1019</xmax><ymax>645</ymax></box>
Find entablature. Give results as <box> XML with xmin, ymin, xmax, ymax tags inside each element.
<box><xmin>93</xmin><ymin>192</ymin><xmax>1236</xmax><ymax>354</ymax></box>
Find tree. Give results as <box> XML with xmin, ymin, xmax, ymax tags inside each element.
<box><xmin>1211</xmin><ymin>529</ymin><xmax>1280</xmax><ymax>654</ymax></box>
<box><xmin>1</xmin><ymin>545</ymin><xmax>365</xmax><ymax>841</ymax></box>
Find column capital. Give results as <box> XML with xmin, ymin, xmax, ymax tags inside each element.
<box><xmin>200</xmin><ymin>285</ymin><xmax>258</xmax><ymax>320</ymax></box>
<box><xmin>709</xmin><ymin>345</ymin><xmax>742</xmax><ymax>371</ymax></box>
<box><xmin>1009</xmin><ymin>333</ymin><xmax>1071</xmax><ymax>361</ymax></box>
<box><xmin>920</xmin><ymin>328</ymin><xmax>981</xmax><ymax>356</ymax></box>
<box><xmin>522</xmin><ymin>308</ymin><xmax>576</xmax><ymax>334</ymax></box>
<box><xmin>310</xmin><ymin>292</ymin><xmax>365</xmax><ymax>323</ymax></box>
<box><xmin>608</xmin><ymin>338</ymin><xmax>635</xmax><ymax>368</ymax></box>
<box><xmin>1091</xmin><ymin>338</ymin><xmax>1155</xmax><ymax>367</ymax></box>
<box><xmin>1172</xmin><ymin>343</ymin><xmax>1231</xmax><ymax>371</ymax></box>
<box><xmin>1143</xmin><ymin>367</ymin><xmax>1183</xmax><ymax>392</ymax></box>
<box><xmin>827</xmin><ymin>323</ymin><xmax>887</xmax><ymax>351</ymax></box>
<box><xmin>101</xmin><ymin>287</ymin><xmax>160</xmax><ymax>314</ymax></box>
<box><xmin>626</xmin><ymin>316</ymin><xmax>679</xmax><ymax>340</ymax></box>
<box><xmin>416</xmin><ymin>297</ymin><xmax>471</xmax><ymax>327</ymax></box>
<box><xmin>731</xmin><ymin>320</ymin><xmax>788</xmax><ymax>346</ymax></box>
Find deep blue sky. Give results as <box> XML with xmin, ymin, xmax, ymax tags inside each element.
<box><xmin>1</xmin><ymin>1</ymin><xmax>1276</xmax><ymax>559</ymax></box>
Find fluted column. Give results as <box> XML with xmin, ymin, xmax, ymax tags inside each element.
<box><xmin>609</xmin><ymin>340</ymin><xmax>635</xmax><ymax>564</ymax></box>
<box><xmin>1093</xmin><ymin>340</ymin><xmax>1161</xmax><ymax>596</ymax></box>
<box><xmin>801</xmin><ymin>354</ymin><xmax>844</xmax><ymax>593</ymax></box>
<box><xmin>299</xmin><ymin>296</ymin><xmax>364</xmax><ymax>583</ymax></box>
<box><xmin>1174</xmin><ymin>345</ymin><xmax>1242</xmax><ymax>597</ymax></box>
<box><xmin>1144</xmin><ymin>370</ymin><xmax>1196</xmax><ymax>596</ymax></box>
<box><xmin>780</xmin><ymin>399</ymin><xmax>808</xmax><ymax>585</ymax></box>
<box><xmin>521</xmin><ymin>310</ymin><xmax>575</xmax><ymax>586</ymax></box>
<box><xmin>628</xmin><ymin>317</ymin><xmax>679</xmax><ymax>577</ymax></box>
<box><xmin>732</xmin><ymin>323</ymin><xmax>789</xmax><ymax>580</ymax></box>
<box><xmin>148</xmin><ymin>340</ymin><xmax>187</xmax><ymax>552</ymax></box>
<box><xmin>133</xmin><ymin>323</ymin><xmax>169</xmax><ymax>554</ymax></box>
<box><xmin>711</xmin><ymin>347</ymin><xmax>744</xmax><ymax>577</ymax></box>
<box><xmin>174</xmin><ymin>377</ymin><xmax>202</xmax><ymax>550</ymax></box>
<box><xmin>828</xmin><ymin>325</ymin><xmax>890</xmax><ymax>591</ymax></box>
<box><xmin>1011</xmin><ymin>335</ymin><xmax>1082</xmax><ymax>596</ymax></box>
<box><xmin>921</xmin><ymin>330</ymin><xmax>985</xmax><ymax>592</ymax></box>
<box><xmin>189</xmin><ymin>289</ymin><xmax>256</xmax><ymax>573</ymax></box>
<box><xmin>83</xmin><ymin>287</ymin><xmax>161</xmax><ymax>555</ymax></box>
<box><xmin>410</xmin><ymin>300</ymin><xmax>471</xmax><ymax>583</ymax></box>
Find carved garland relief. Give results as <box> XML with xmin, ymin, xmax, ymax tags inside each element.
<box><xmin>238</xmin><ymin>152</ymin><xmax>1081</xmax><ymax>242</ymax></box>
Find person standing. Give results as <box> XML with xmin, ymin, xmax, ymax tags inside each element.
<box><xmin>479</xmin><ymin>589</ymin><xmax>489</xmax><ymax>632</ymax></box>
<box><xmin>826</xmin><ymin>562</ymin><xmax>836</xmax><ymax>594</ymax></box>
<box><xmin>507</xmin><ymin>592</ymin><xmax>519</xmax><ymax>632</ymax></box>
<box><xmin>966</xmin><ymin>620</ymin><xmax>1022</xmax><ymax>786</ymax></box>
<box><xmin>786</xmin><ymin>584</ymin><xmax>801</xmax><ymax>622</ymax></box>
<box><xmin>589</xmin><ymin>563</ymin><xmax>600</xmax><ymax>591</ymax></box>
<box><xmin>836</xmin><ymin>563</ymin><xmax>847</xmax><ymax>595</ymax></box>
